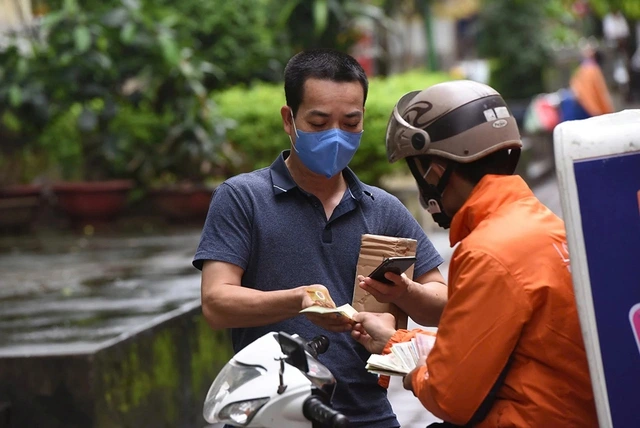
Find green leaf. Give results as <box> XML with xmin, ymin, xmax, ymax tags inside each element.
<box><xmin>277</xmin><ymin>0</ymin><xmax>301</xmax><ymax>29</ymax></box>
<box><xmin>9</xmin><ymin>85</ymin><xmax>22</xmax><ymax>107</ymax></box>
<box><xmin>63</xmin><ymin>0</ymin><xmax>79</xmax><ymax>14</ymax></box>
<box><xmin>158</xmin><ymin>32</ymin><xmax>180</xmax><ymax>66</ymax></box>
<box><xmin>40</xmin><ymin>11</ymin><xmax>65</xmax><ymax>31</ymax></box>
<box><xmin>16</xmin><ymin>58</ymin><xmax>29</xmax><ymax>79</ymax></box>
<box><xmin>74</xmin><ymin>26</ymin><xmax>92</xmax><ymax>53</ymax></box>
<box><xmin>1</xmin><ymin>111</ymin><xmax>21</xmax><ymax>132</ymax></box>
<box><xmin>314</xmin><ymin>0</ymin><xmax>329</xmax><ymax>36</ymax></box>
<box><xmin>121</xmin><ymin>22</ymin><xmax>136</xmax><ymax>44</ymax></box>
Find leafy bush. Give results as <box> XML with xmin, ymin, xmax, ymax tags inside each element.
<box><xmin>478</xmin><ymin>0</ymin><xmax>550</xmax><ymax>100</ymax></box>
<box><xmin>588</xmin><ymin>0</ymin><xmax>640</xmax><ymax>19</ymax></box>
<box><xmin>1</xmin><ymin>0</ymin><xmax>227</xmax><ymax>184</ymax></box>
<box><xmin>44</xmin><ymin>0</ymin><xmax>289</xmax><ymax>90</ymax></box>
<box><xmin>214</xmin><ymin>71</ymin><xmax>451</xmax><ymax>186</ymax></box>
<box><xmin>150</xmin><ymin>0</ymin><xmax>286</xmax><ymax>89</ymax></box>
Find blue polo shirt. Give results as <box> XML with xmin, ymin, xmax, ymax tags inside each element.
<box><xmin>194</xmin><ymin>151</ymin><xmax>443</xmax><ymax>427</ymax></box>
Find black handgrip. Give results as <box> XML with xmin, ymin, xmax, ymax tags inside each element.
<box><xmin>306</xmin><ymin>335</ymin><xmax>329</xmax><ymax>357</ymax></box>
<box><xmin>303</xmin><ymin>396</ymin><xmax>349</xmax><ymax>428</ymax></box>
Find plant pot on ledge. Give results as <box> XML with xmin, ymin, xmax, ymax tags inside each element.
<box><xmin>52</xmin><ymin>180</ymin><xmax>134</xmax><ymax>227</ymax></box>
<box><xmin>149</xmin><ymin>185</ymin><xmax>214</xmax><ymax>224</ymax></box>
<box><xmin>0</xmin><ymin>184</ymin><xmax>43</xmax><ymax>233</ymax></box>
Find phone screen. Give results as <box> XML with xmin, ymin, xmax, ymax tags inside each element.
<box><xmin>368</xmin><ymin>256</ymin><xmax>416</xmax><ymax>285</ymax></box>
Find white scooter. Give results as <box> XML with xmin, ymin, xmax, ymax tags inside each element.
<box><xmin>203</xmin><ymin>331</ymin><xmax>349</xmax><ymax>428</ymax></box>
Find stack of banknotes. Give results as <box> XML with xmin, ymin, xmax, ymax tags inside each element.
<box><xmin>366</xmin><ymin>333</ymin><xmax>436</xmax><ymax>376</ymax></box>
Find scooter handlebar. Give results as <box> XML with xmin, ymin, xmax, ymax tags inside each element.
<box><xmin>303</xmin><ymin>396</ymin><xmax>349</xmax><ymax>428</ymax></box>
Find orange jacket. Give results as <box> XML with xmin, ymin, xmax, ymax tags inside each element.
<box><xmin>386</xmin><ymin>175</ymin><xmax>597</xmax><ymax>427</ymax></box>
<box><xmin>570</xmin><ymin>60</ymin><xmax>614</xmax><ymax>117</ymax></box>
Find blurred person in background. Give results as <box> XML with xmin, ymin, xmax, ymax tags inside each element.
<box><xmin>569</xmin><ymin>40</ymin><xmax>614</xmax><ymax>119</ymax></box>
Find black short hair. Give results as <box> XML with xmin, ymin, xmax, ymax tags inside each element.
<box><xmin>284</xmin><ymin>49</ymin><xmax>368</xmax><ymax>116</ymax></box>
<box><xmin>450</xmin><ymin>149</ymin><xmax>518</xmax><ymax>184</ymax></box>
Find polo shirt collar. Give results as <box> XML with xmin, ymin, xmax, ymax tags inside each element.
<box><xmin>269</xmin><ymin>150</ymin><xmax>366</xmax><ymax>201</ymax></box>
<box><xmin>270</xmin><ymin>151</ymin><xmax>297</xmax><ymax>195</ymax></box>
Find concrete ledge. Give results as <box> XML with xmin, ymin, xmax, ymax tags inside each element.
<box><xmin>0</xmin><ymin>300</ymin><xmax>233</xmax><ymax>428</ymax></box>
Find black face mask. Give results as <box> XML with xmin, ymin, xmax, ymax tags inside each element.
<box><xmin>407</xmin><ymin>157</ymin><xmax>454</xmax><ymax>229</ymax></box>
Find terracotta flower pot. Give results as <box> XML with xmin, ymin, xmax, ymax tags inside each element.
<box><xmin>149</xmin><ymin>186</ymin><xmax>214</xmax><ymax>224</ymax></box>
<box><xmin>52</xmin><ymin>180</ymin><xmax>134</xmax><ymax>226</ymax></box>
<box><xmin>0</xmin><ymin>184</ymin><xmax>42</xmax><ymax>233</ymax></box>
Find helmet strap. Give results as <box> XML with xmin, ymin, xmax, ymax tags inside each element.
<box><xmin>407</xmin><ymin>157</ymin><xmax>454</xmax><ymax>229</ymax></box>
<box><xmin>508</xmin><ymin>148</ymin><xmax>521</xmax><ymax>174</ymax></box>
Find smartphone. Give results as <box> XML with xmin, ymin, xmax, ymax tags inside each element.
<box><xmin>630</xmin><ymin>303</ymin><xmax>640</xmax><ymax>357</ymax></box>
<box><xmin>368</xmin><ymin>256</ymin><xmax>417</xmax><ymax>285</ymax></box>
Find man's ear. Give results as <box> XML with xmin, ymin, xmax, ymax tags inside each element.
<box><xmin>281</xmin><ymin>106</ymin><xmax>293</xmax><ymax>135</ymax></box>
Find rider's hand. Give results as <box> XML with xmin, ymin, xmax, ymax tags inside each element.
<box><xmin>357</xmin><ymin>273</ymin><xmax>413</xmax><ymax>303</ymax></box>
<box><xmin>351</xmin><ymin>312</ymin><xmax>396</xmax><ymax>354</ymax></box>
<box><xmin>402</xmin><ymin>354</ymin><xmax>427</xmax><ymax>393</ymax></box>
<box><xmin>300</xmin><ymin>285</ymin><xmax>353</xmax><ymax>333</ymax></box>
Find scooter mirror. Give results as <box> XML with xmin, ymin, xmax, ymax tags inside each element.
<box><xmin>277</xmin><ymin>332</ymin><xmax>309</xmax><ymax>373</ymax></box>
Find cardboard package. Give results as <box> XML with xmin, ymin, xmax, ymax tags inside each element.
<box><xmin>351</xmin><ymin>234</ymin><xmax>417</xmax><ymax>330</ymax></box>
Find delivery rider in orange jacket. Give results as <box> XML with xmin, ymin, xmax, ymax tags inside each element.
<box><xmin>351</xmin><ymin>81</ymin><xmax>598</xmax><ymax>427</ymax></box>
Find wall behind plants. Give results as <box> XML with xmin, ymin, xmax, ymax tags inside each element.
<box><xmin>214</xmin><ymin>71</ymin><xmax>451</xmax><ymax>186</ymax></box>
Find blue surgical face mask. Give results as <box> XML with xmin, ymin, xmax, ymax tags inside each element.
<box><xmin>290</xmin><ymin>112</ymin><xmax>363</xmax><ymax>178</ymax></box>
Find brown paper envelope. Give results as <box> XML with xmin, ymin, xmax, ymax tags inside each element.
<box><xmin>352</xmin><ymin>234</ymin><xmax>417</xmax><ymax>330</ymax></box>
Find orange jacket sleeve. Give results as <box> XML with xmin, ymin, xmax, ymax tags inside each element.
<box><xmin>409</xmin><ymin>249</ymin><xmax>532</xmax><ymax>425</ymax></box>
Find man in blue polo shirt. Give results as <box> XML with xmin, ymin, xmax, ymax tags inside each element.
<box><xmin>194</xmin><ymin>49</ymin><xmax>446</xmax><ymax>427</ymax></box>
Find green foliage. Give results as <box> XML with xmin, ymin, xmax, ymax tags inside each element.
<box><xmin>214</xmin><ymin>71</ymin><xmax>451</xmax><ymax>186</ymax></box>
<box><xmin>43</xmin><ymin>0</ymin><xmax>393</xmax><ymax>89</ymax></box>
<box><xmin>149</xmin><ymin>0</ymin><xmax>286</xmax><ymax>89</ymax></box>
<box><xmin>543</xmin><ymin>0</ymin><xmax>586</xmax><ymax>44</ymax></box>
<box><xmin>275</xmin><ymin>0</ymin><xmax>392</xmax><ymax>53</ymax></box>
<box><xmin>44</xmin><ymin>0</ymin><xmax>291</xmax><ymax>89</ymax></box>
<box><xmin>0</xmin><ymin>39</ymin><xmax>51</xmax><ymax>185</ymax></box>
<box><xmin>478</xmin><ymin>0</ymin><xmax>550</xmax><ymax>100</ymax></box>
<box><xmin>588</xmin><ymin>0</ymin><xmax>640</xmax><ymax>19</ymax></box>
<box><xmin>1</xmin><ymin>0</ymin><xmax>227</xmax><ymax>184</ymax></box>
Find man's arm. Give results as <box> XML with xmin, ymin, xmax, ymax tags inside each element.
<box><xmin>201</xmin><ymin>260</ymin><xmax>352</xmax><ymax>332</ymax></box>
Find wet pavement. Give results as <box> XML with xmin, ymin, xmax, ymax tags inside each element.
<box><xmin>0</xmin><ymin>230</ymin><xmax>202</xmax><ymax>356</ymax></box>
<box><xmin>0</xmin><ymin>175</ymin><xmax>563</xmax><ymax>427</ymax></box>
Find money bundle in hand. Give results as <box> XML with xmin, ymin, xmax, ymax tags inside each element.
<box><xmin>365</xmin><ymin>333</ymin><xmax>436</xmax><ymax>376</ymax></box>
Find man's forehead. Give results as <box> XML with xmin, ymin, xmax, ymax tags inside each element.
<box><xmin>301</xmin><ymin>78</ymin><xmax>364</xmax><ymax>102</ymax></box>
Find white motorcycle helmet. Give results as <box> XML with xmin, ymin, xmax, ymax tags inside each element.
<box><xmin>385</xmin><ymin>80</ymin><xmax>522</xmax><ymax>228</ymax></box>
